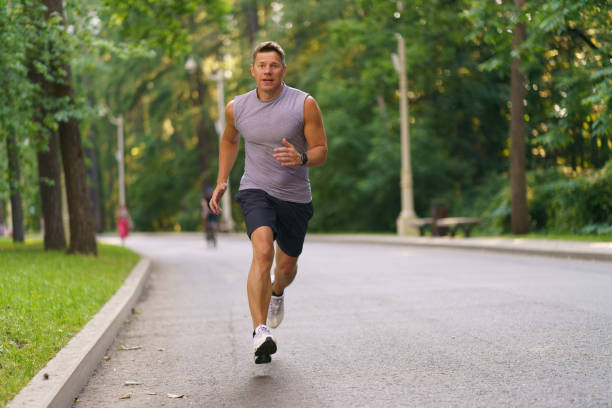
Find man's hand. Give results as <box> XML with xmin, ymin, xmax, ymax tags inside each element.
<box><xmin>209</xmin><ymin>183</ymin><xmax>228</xmax><ymax>214</ymax></box>
<box><xmin>273</xmin><ymin>138</ymin><xmax>303</xmax><ymax>167</ymax></box>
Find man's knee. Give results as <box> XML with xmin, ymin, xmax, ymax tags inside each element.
<box><xmin>251</xmin><ymin>227</ymin><xmax>275</xmax><ymax>265</ymax></box>
<box><xmin>254</xmin><ymin>243</ymin><xmax>274</xmax><ymax>265</ymax></box>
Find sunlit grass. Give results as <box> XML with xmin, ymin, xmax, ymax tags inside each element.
<box><xmin>310</xmin><ymin>231</ymin><xmax>611</xmax><ymax>242</ymax></box>
<box><xmin>0</xmin><ymin>239</ymin><xmax>139</xmax><ymax>407</ymax></box>
<box><xmin>472</xmin><ymin>231</ymin><xmax>612</xmax><ymax>242</ymax></box>
<box><xmin>502</xmin><ymin>232</ymin><xmax>612</xmax><ymax>242</ymax></box>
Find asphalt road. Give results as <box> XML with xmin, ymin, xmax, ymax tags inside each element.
<box><xmin>74</xmin><ymin>233</ymin><xmax>612</xmax><ymax>407</ymax></box>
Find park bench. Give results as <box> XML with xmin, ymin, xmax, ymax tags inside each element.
<box><xmin>435</xmin><ymin>217</ymin><xmax>481</xmax><ymax>237</ymax></box>
<box><xmin>409</xmin><ymin>217</ymin><xmax>481</xmax><ymax>237</ymax></box>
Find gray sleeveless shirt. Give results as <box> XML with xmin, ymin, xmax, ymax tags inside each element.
<box><xmin>233</xmin><ymin>84</ymin><xmax>311</xmax><ymax>203</ymax></box>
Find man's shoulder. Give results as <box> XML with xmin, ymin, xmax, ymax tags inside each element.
<box><xmin>285</xmin><ymin>85</ymin><xmax>309</xmax><ymax>99</ymax></box>
<box><xmin>234</xmin><ymin>88</ymin><xmax>257</xmax><ymax>103</ymax></box>
<box><xmin>232</xmin><ymin>89</ymin><xmax>257</xmax><ymax>120</ymax></box>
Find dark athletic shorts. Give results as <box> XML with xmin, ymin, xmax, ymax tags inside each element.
<box><xmin>235</xmin><ymin>189</ymin><xmax>314</xmax><ymax>257</ymax></box>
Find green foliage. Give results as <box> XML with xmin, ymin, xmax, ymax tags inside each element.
<box><xmin>129</xmin><ymin>136</ymin><xmax>200</xmax><ymax>231</ymax></box>
<box><xmin>530</xmin><ymin>162</ymin><xmax>612</xmax><ymax>233</ymax></box>
<box><xmin>2</xmin><ymin>0</ymin><xmax>611</xmax><ymax>235</ymax></box>
<box><xmin>465</xmin><ymin>0</ymin><xmax>612</xmax><ymax>171</ymax></box>
<box><xmin>0</xmin><ymin>240</ymin><xmax>139</xmax><ymax>406</ymax></box>
<box><xmin>99</xmin><ymin>0</ymin><xmax>231</xmax><ymax>57</ymax></box>
<box><xmin>253</xmin><ymin>0</ymin><xmax>511</xmax><ymax>231</ymax></box>
<box><xmin>472</xmin><ymin>160</ymin><xmax>612</xmax><ymax>235</ymax></box>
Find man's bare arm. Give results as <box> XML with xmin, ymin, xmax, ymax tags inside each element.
<box><xmin>210</xmin><ymin>101</ymin><xmax>240</xmax><ymax>214</ymax></box>
<box><xmin>302</xmin><ymin>96</ymin><xmax>327</xmax><ymax>167</ymax></box>
<box><xmin>272</xmin><ymin>96</ymin><xmax>327</xmax><ymax>167</ymax></box>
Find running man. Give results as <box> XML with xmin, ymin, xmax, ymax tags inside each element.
<box><xmin>209</xmin><ymin>41</ymin><xmax>327</xmax><ymax>364</ymax></box>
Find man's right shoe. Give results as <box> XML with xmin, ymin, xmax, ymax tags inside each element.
<box><xmin>267</xmin><ymin>294</ymin><xmax>284</xmax><ymax>328</ymax></box>
<box><xmin>253</xmin><ymin>324</ymin><xmax>277</xmax><ymax>364</ymax></box>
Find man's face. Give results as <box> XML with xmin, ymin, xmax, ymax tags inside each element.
<box><xmin>251</xmin><ymin>51</ymin><xmax>286</xmax><ymax>96</ymax></box>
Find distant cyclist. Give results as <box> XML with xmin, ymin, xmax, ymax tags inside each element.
<box><xmin>210</xmin><ymin>41</ymin><xmax>327</xmax><ymax>364</ymax></box>
<box><xmin>201</xmin><ymin>188</ymin><xmax>218</xmax><ymax>248</ymax></box>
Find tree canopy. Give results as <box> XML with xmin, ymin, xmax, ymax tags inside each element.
<box><xmin>1</xmin><ymin>0</ymin><xmax>610</xmax><ymax>238</ymax></box>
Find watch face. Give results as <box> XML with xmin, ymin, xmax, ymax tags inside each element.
<box><xmin>301</xmin><ymin>152</ymin><xmax>308</xmax><ymax>164</ymax></box>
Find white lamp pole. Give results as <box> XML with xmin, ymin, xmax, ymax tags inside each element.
<box><xmin>110</xmin><ymin>114</ymin><xmax>126</xmax><ymax>208</ymax></box>
<box><xmin>393</xmin><ymin>4</ymin><xmax>418</xmax><ymax>235</ymax></box>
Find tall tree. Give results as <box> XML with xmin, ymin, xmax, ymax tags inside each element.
<box><xmin>85</xmin><ymin>143</ymin><xmax>104</xmax><ymax>233</ymax></box>
<box><xmin>44</xmin><ymin>0</ymin><xmax>97</xmax><ymax>254</ymax></box>
<box><xmin>510</xmin><ymin>0</ymin><xmax>529</xmax><ymax>234</ymax></box>
<box><xmin>242</xmin><ymin>0</ymin><xmax>260</xmax><ymax>48</ymax></box>
<box><xmin>84</xmin><ymin>75</ymin><xmax>105</xmax><ymax>233</ymax></box>
<box><xmin>26</xmin><ymin>4</ymin><xmax>67</xmax><ymax>250</ymax></box>
<box><xmin>190</xmin><ymin>65</ymin><xmax>216</xmax><ymax>196</ymax></box>
<box><xmin>36</xmin><ymin>132</ymin><xmax>66</xmax><ymax>249</ymax></box>
<box><xmin>6</xmin><ymin>132</ymin><xmax>24</xmax><ymax>242</ymax></box>
<box><xmin>0</xmin><ymin>199</ymin><xmax>6</xmax><ymax>235</ymax></box>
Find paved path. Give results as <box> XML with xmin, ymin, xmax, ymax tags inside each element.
<box><xmin>75</xmin><ymin>234</ymin><xmax>612</xmax><ymax>407</ymax></box>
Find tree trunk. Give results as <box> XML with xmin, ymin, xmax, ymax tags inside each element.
<box><xmin>84</xmin><ymin>74</ymin><xmax>104</xmax><ymax>233</ymax></box>
<box><xmin>0</xmin><ymin>199</ymin><xmax>6</xmax><ymax>236</ymax></box>
<box><xmin>191</xmin><ymin>64</ymin><xmax>215</xmax><ymax>195</ymax></box>
<box><xmin>44</xmin><ymin>0</ymin><xmax>97</xmax><ymax>254</ymax></box>
<box><xmin>37</xmin><ymin>133</ymin><xmax>67</xmax><ymax>249</ymax></box>
<box><xmin>59</xmin><ymin>117</ymin><xmax>98</xmax><ymax>254</ymax></box>
<box><xmin>85</xmin><ymin>144</ymin><xmax>103</xmax><ymax>233</ymax></box>
<box><xmin>6</xmin><ymin>133</ymin><xmax>24</xmax><ymax>242</ymax></box>
<box><xmin>243</xmin><ymin>0</ymin><xmax>259</xmax><ymax>49</ymax></box>
<box><xmin>510</xmin><ymin>0</ymin><xmax>529</xmax><ymax>234</ymax></box>
<box><xmin>28</xmin><ymin>52</ymin><xmax>67</xmax><ymax>250</ymax></box>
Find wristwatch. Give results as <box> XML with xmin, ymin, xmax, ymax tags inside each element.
<box><xmin>300</xmin><ymin>152</ymin><xmax>308</xmax><ymax>166</ymax></box>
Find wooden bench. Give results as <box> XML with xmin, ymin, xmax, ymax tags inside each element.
<box><xmin>435</xmin><ymin>217</ymin><xmax>481</xmax><ymax>237</ymax></box>
<box><xmin>409</xmin><ymin>217</ymin><xmax>480</xmax><ymax>237</ymax></box>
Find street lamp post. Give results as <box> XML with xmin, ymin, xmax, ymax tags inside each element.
<box><xmin>393</xmin><ymin>29</ymin><xmax>418</xmax><ymax>236</ymax></box>
<box><xmin>110</xmin><ymin>114</ymin><xmax>125</xmax><ymax>208</ymax></box>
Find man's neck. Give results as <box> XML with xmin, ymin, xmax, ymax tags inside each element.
<box><xmin>257</xmin><ymin>83</ymin><xmax>284</xmax><ymax>101</ymax></box>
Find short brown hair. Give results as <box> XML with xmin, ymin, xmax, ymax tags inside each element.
<box><xmin>252</xmin><ymin>41</ymin><xmax>286</xmax><ymax>66</ymax></box>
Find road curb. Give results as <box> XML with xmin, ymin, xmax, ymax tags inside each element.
<box><xmin>8</xmin><ymin>257</ymin><xmax>152</xmax><ymax>408</ymax></box>
<box><xmin>306</xmin><ymin>234</ymin><xmax>612</xmax><ymax>262</ymax></box>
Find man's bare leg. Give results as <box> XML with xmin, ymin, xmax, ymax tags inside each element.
<box><xmin>272</xmin><ymin>244</ymin><xmax>298</xmax><ymax>295</ymax></box>
<box><xmin>247</xmin><ymin>226</ymin><xmax>275</xmax><ymax>330</ymax></box>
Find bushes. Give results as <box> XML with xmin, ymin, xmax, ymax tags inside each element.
<box><xmin>475</xmin><ymin>160</ymin><xmax>612</xmax><ymax>235</ymax></box>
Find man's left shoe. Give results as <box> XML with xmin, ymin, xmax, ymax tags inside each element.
<box><xmin>253</xmin><ymin>324</ymin><xmax>277</xmax><ymax>364</ymax></box>
<box><xmin>267</xmin><ymin>294</ymin><xmax>284</xmax><ymax>328</ymax></box>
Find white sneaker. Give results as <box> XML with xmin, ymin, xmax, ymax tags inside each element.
<box><xmin>253</xmin><ymin>324</ymin><xmax>277</xmax><ymax>364</ymax></box>
<box><xmin>267</xmin><ymin>294</ymin><xmax>284</xmax><ymax>328</ymax></box>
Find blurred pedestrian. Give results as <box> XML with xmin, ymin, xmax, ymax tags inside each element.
<box><xmin>210</xmin><ymin>41</ymin><xmax>327</xmax><ymax>364</ymax></box>
<box><xmin>117</xmin><ymin>205</ymin><xmax>132</xmax><ymax>245</ymax></box>
<box><xmin>201</xmin><ymin>188</ymin><xmax>218</xmax><ymax>248</ymax></box>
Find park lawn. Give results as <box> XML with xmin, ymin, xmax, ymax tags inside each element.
<box><xmin>477</xmin><ymin>232</ymin><xmax>612</xmax><ymax>242</ymax></box>
<box><xmin>0</xmin><ymin>239</ymin><xmax>139</xmax><ymax>407</ymax></box>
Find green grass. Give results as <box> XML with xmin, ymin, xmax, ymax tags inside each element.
<box><xmin>512</xmin><ymin>232</ymin><xmax>611</xmax><ymax>242</ymax></box>
<box><xmin>0</xmin><ymin>239</ymin><xmax>139</xmax><ymax>407</ymax></box>
<box><xmin>472</xmin><ymin>231</ymin><xmax>612</xmax><ymax>242</ymax></box>
<box><xmin>311</xmin><ymin>230</ymin><xmax>611</xmax><ymax>242</ymax></box>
